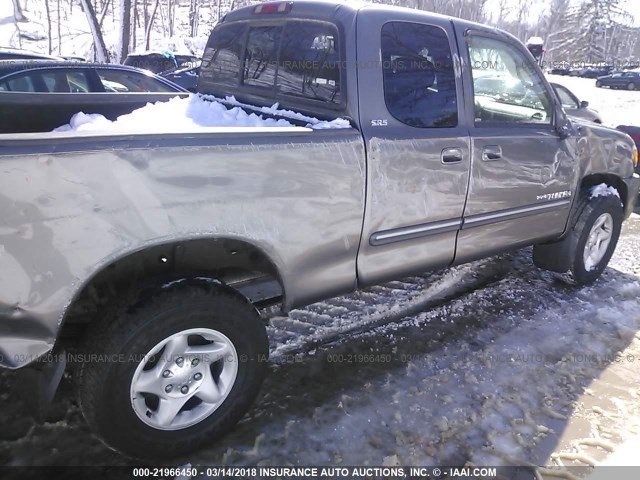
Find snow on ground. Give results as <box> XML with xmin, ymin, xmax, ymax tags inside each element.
<box><xmin>53</xmin><ymin>95</ymin><xmax>351</xmax><ymax>133</ymax></box>
<box><xmin>1</xmin><ymin>210</ymin><xmax>639</xmax><ymax>472</ymax></box>
<box><xmin>547</xmin><ymin>74</ymin><xmax>640</xmax><ymax>128</ymax></box>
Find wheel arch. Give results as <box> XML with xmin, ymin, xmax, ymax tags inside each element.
<box><xmin>578</xmin><ymin>173</ymin><xmax>628</xmax><ymax>211</ymax></box>
<box><xmin>58</xmin><ymin>236</ymin><xmax>286</xmax><ymax>342</ymax></box>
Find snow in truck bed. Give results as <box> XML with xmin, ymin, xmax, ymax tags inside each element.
<box><xmin>53</xmin><ymin>94</ymin><xmax>351</xmax><ymax>133</ymax></box>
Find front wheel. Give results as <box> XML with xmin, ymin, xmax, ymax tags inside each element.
<box><xmin>569</xmin><ymin>194</ymin><xmax>622</xmax><ymax>284</ymax></box>
<box><xmin>595</xmin><ymin>80</ymin><xmax>602</xmax><ymax>88</ymax></box>
<box><xmin>77</xmin><ymin>282</ymin><xmax>269</xmax><ymax>458</ymax></box>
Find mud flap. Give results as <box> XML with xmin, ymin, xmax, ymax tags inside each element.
<box><xmin>533</xmin><ymin>236</ymin><xmax>574</xmax><ymax>273</ymax></box>
<box><xmin>18</xmin><ymin>349</ymin><xmax>66</xmax><ymax>422</ymax></box>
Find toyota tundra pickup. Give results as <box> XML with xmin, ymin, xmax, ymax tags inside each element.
<box><xmin>0</xmin><ymin>0</ymin><xmax>639</xmax><ymax>458</ymax></box>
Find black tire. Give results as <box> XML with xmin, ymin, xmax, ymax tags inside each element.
<box><xmin>628</xmin><ymin>82</ymin><xmax>637</xmax><ymax>91</ymax></box>
<box><xmin>77</xmin><ymin>281</ymin><xmax>269</xmax><ymax>458</ymax></box>
<box><xmin>568</xmin><ymin>194</ymin><xmax>622</xmax><ymax>285</ymax></box>
<box><xmin>595</xmin><ymin>80</ymin><xmax>602</xmax><ymax>88</ymax></box>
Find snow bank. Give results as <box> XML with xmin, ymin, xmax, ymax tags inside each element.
<box><xmin>590</xmin><ymin>183</ymin><xmax>620</xmax><ymax>199</ymax></box>
<box><xmin>54</xmin><ymin>95</ymin><xmax>350</xmax><ymax>133</ymax></box>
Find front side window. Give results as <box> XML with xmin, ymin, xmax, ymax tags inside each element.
<box><xmin>381</xmin><ymin>22</ymin><xmax>458</xmax><ymax>128</ymax></box>
<box><xmin>40</xmin><ymin>70</ymin><xmax>91</xmax><ymax>92</ymax></box>
<box><xmin>468</xmin><ymin>35</ymin><xmax>553</xmax><ymax>125</ymax></box>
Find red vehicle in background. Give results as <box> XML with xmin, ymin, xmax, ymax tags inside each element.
<box><xmin>617</xmin><ymin>125</ymin><xmax>640</xmax><ymax>175</ymax></box>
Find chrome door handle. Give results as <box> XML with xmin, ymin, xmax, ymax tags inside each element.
<box><xmin>441</xmin><ymin>147</ymin><xmax>463</xmax><ymax>164</ymax></box>
<box><xmin>482</xmin><ymin>145</ymin><xmax>502</xmax><ymax>161</ymax></box>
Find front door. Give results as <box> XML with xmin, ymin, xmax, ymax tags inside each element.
<box><xmin>454</xmin><ymin>31</ymin><xmax>576</xmax><ymax>264</ymax></box>
<box><xmin>356</xmin><ymin>13</ymin><xmax>471</xmax><ymax>285</ymax></box>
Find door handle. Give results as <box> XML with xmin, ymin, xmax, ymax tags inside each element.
<box><xmin>482</xmin><ymin>145</ymin><xmax>502</xmax><ymax>161</ymax></box>
<box><xmin>441</xmin><ymin>147</ymin><xmax>463</xmax><ymax>164</ymax></box>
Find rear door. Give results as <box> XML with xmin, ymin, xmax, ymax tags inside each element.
<box><xmin>356</xmin><ymin>12</ymin><xmax>471</xmax><ymax>285</ymax></box>
<box><xmin>454</xmin><ymin>30</ymin><xmax>576</xmax><ymax>264</ymax></box>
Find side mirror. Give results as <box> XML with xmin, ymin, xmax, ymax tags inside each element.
<box><xmin>580</xmin><ymin>100</ymin><xmax>589</xmax><ymax>108</ymax></box>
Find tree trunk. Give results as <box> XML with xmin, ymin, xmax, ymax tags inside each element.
<box><xmin>119</xmin><ymin>0</ymin><xmax>132</xmax><ymax>63</ymax></box>
<box><xmin>144</xmin><ymin>0</ymin><xmax>160</xmax><ymax>51</ymax></box>
<box><xmin>57</xmin><ymin>0</ymin><xmax>61</xmax><ymax>54</ymax></box>
<box><xmin>80</xmin><ymin>0</ymin><xmax>110</xmax><ymax>62</ymax></box>
<box><xmin>12</xmin><ymin>0</ymin><xmax>27</xmax><ymax>22</ymax></box>
<box><xmin>189</xmin><ymin>0</ymin><xmax>197</xmax><ymax>37</ymax></box>
<box><xmin>132</xmin><ymin>0</ymin><xmax>138</xmax><ymax>51</ymax></box>
<box><xmin>45</xmin><ymin>0</ymin><xmax>52</xmax><ymax>54</ymax></box>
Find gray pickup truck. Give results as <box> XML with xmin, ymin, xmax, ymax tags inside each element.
<box><xmin>1</xmin><ymin>0</ymin><xmax>639</xmax><ymax>458</ymax></box>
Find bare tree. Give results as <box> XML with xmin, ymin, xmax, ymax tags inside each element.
<box><xmin>79</xmin><ymin>0</ymin><xmax>110</xmax><ymax>62</ymax></box>
<box><xmin>119</xmin><ymin>0</ymin><xmax>132</xmax><ymax>62</ymax></box>
<box><xmin>144</xmin><ymin>0</ymin><xmax>160</xmax><ymax>50</ymax></box>
<box><xmin>45</xmin><ymin>0</ymin><xmax>52</xmax><ymax>54</ymax></box>
<box><xmin>12</xmin><ymin>0</ymin><xmax>28</xmax><ymax>22</ymax></box>
<box><xmin>57</xmin><ymin>0</ymin><xmax>61</xmax><ymax>54</ymax></box>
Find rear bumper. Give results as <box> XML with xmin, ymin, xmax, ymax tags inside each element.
<box><xmin>623</xmin><ymin>174</ymin><xmax>640</xmax><ymax>219</ymax></box>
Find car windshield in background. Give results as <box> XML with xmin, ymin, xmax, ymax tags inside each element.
<box><xmin>124</xmin><ymin>53</ymin><xmax>200</xmax><ymax>74</ymax></box>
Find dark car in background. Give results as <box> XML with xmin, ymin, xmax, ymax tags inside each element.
<box><xmin>0</xmin><ymin>60</ymin><xmax>187</xmax><ymax>93</ymax></box>
<box><xmin>0</xmin><ymin>47</ymin><xmax>64</xmax><ymax>61</ymax></box>
<box><xmin>596</xmin><ymin>71</ymin><xmax>640</xmax><ymax>90</ymax></box>
<box><xmin>161</xmin><ymin>63</ymin><xmax>201</xmax><ymax>92</ymax></box>
<box><xmin>124</xmin><ymin>52</ymin><xmax>200</xmax><ymax>74</ymax></box>
<box><xmin>550</xmin><ymin>82</ymin><xmax>602</xmax><ymax>123</ymax></box>
<box><xmin>549</xmin><ymin>67</ymin><xmax>571</xmax><ymax>76</ymax></box>
<box><xmin>581</xmin><ymin>66</ymin><xmax>615</xmax><ymax>78</ymax></box>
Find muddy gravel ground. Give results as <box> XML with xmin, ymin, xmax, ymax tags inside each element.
<box><xmin>1</xmin><ymin>208</ymin><xmax>640</xmax><ymax>474</ymax></box>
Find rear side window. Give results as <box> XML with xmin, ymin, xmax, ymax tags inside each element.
<box><xmin>381</xmin><ymin>22</ymin><xmax>458</xmax><ymax>128</ymax></box>
<box><xmin>0</xmin><ymin>73</ymin><xmax>40</xmax><ymax>92</ymax></box>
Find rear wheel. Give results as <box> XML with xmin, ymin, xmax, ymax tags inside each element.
<box><xmin>77</xmin><ymin>281</ymin><xmax>269</xmax><ymax>458</ymax></box>
<box><xmin>628</xmin><ymin>82</ymin><xmax>637</xmax><ymax>91</ymax></box>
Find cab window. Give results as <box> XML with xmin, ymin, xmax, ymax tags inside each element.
<box><xmin>468</xmin><ymin>35</ymin><xmax>553</xmax><ymax>125</ymax></box>
<box><xmin>381</xmin><ymin>22</ymin><xmax>458</xmax><ymax>128</ymax></box>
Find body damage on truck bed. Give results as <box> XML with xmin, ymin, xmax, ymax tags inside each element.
<box><xmin>0</xmin><ymin>128</ymin><xmax>365</xmax><ymax>368</ymax></box>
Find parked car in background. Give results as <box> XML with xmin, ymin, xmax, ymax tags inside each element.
<box><xmin>0</xmin><ymin>60</ymin><xmax>187</xmax><ymax>93</ymax></box>
<box><xmin>596</xmin><ymin>71</ymin><xmax>640</xmax><ymax>90</ymax></box>
<box><xmin>161</xmin><ymin>63</ymin><xmax>201</xmax><ymax>92</ymax></box>
<box><xmin>62</xmin><ymin>55</ymin><xmax>87</xmax><ymax>62</ymax></box>
<box><xmin>124</xmin><ymin>52</ymin><xmax>200</xmax><ymax>74</ymax></box>
<box><xmin>549</xmin><ymin>67</ymin><xmax>570</xmax><ymax>76</ymax></box>
<box><xmin>550</xmin><ymin>82</ymin><xmax>602</xmax><ymax>123</ymax></box>
<box><xmin>581</xmin><ymin>66</ymin><xmax>614</xmax><ymax>78</ymax></box>
<box><xmin>0</xmin><ymin>47</ymin><xmax>63</xmax><ymax>61</ymax></box>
